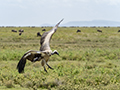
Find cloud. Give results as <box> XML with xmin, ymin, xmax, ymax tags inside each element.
<box><xmin>94</xmin><ymin>0</ymin><xmax>120</xmax><ymax>5</ymax></box>
<box><xmin>108</xmin><ymin>0</ymin><xmax>120</xmax><ymax>5</ymax></box>
<box><xmin>0</xmin><ymin>0</ymin><xmax>120</xmax><ymax>26</ymax></box>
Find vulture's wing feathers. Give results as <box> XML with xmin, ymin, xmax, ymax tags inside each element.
<box><xmin>40</xmin><ymin>19</ymin><xmax>64</xmax><ymax>51</ymax></box>
<box><xmin>17</xmin><ymin>50</ymin><xmax>42</xmax><ymax>73</ymax></box>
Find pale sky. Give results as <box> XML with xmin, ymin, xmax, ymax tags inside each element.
<box><xmin>0</xmin><ymin>0</ymin><xmax>120</xmax><ymax>26</ymax></box>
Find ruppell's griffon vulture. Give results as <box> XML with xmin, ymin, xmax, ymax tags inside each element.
<box><xmin>17</xmin><ymin>19</ymin><xmax>64</xmax><ymax>73</ymax></box>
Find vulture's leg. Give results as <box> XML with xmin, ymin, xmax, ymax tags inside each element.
<box><xmin>41</xmin><ymin>60</ymin><xmax>47</xmax><ymax>72</ymax></box>
<box><xmin>46</xmin><ymin>63</ymin><xmax>53</xmax><ymax>70</ymax></box>
<box><xmin>44</xmin><ymin>66</ymin><xmax>47</xmax><ymax>72</ymax></box>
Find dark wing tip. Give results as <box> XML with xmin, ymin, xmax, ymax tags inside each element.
<box><xmin>17</xmin><ymin>57</ymin><xmax>26</xmax><ymax>73</ymax></box>
<box><xmin>55</xmin><ymin>18</ymin><xmax>64</xmax><ymax>27</ymax></box>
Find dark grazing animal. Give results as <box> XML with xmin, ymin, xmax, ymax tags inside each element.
<box><xmin>17</xmin><ymin>19</ymin><xmax>64</xmax><ymax>73</ymax></box>
<box><xmin>97</xmin><ymin>30</ymin><xmax>102</xmax><ymax>32</ymax></box>
<box><xmin>11</xmin><ymin>30</ymin><xmax>17</xmax><ymax>32</ymax></box>
<box><xmin>19</xmin><ymin>29</ymin><xmax>24</xmax><ymax>35</ymax></box>
<box><xmin>42</xmin><ymin>29</ymin><xmax>46</xmax><ymax>31</ymax></box>
<box><xmin>118</xmin><ymin>30</ymin><xmax>120</xmax><ymax>32</ymax></box>
<box><xmin>37</xmin><ymin>32</ymin><xmax>41</xmax><ymax>37</ymax></box>
<box><xmin>19</xmin><ymin>32</ymin><xmax>22</xmax><ymax>36</ymax></box>
<box><xmin>19</xmin><ymin>29</ymin><xmax>24</xmax><ymax>32</ymax></box>
<box><xmin>76</xmin><ymin>29</ymin><xmax>81</xmax><ymax>33</ymax></box>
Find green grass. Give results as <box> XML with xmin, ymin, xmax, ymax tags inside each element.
<box><xmin>0</xmin><ymin>26</ymin><xmax>120</xmax><ymax>89</ymax></box>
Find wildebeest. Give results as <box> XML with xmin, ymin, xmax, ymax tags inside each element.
<box><xmin>11</xmin><ymin>30</ymin><xmax>17</xmax><ymax>32</ymax></box>
<box><xmin>76</xmin><ymin>29</ymin><xmax>81</xmax><ymax>33</ymax></box>
<box><xmin>19</xmin><ymin>29</ymin><xmax>24</xmax><ymax>32</ymax></box>
<box><xmin>19</xmin><ymin>32</ymin><xmax>22</xmax><ymax>36</ymax></box>
<box><xmin>42</xmin><ymin>29</ymin><xmax>46</xmax><ymax>31</ymax></box>
<box><xmin>18</xmin><ymin>29</ymin><xmax>24</xmax><ymax>35</ymax></box>
<box><xmin>37</xmin><ymin>32</ymin><xmax>41</xmax><ymax>37</ymax></box>
<box><xmin>118</xmin><ymin>30</ymin><xmax>120</xmax><ymax>32</ymax></box>
<box><xmin>97</xmin><ymin>30</ymin><xmax>102</xmax><ymax>32</ymax></box>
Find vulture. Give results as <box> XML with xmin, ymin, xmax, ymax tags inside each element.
<box><xmin>17</xmin><ymin>19</ymin><xmax>64</xmax><ymax>73</ymax></box>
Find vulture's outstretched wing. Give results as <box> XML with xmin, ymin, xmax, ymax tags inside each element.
<box><xmin>40</xmin><ymin>19</ymin><xmax>64</xmax><ymax>51</ymax></box>
<box><xmin>17</xmin><ymin>50</ymin><xmax>42</xmax><ymax>73</ymax></box>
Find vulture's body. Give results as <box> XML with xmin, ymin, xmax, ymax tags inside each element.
<box><xmin>17</xmin><ymin>19</ymin><xmax>63</xmax><ymax>73</ymax></box>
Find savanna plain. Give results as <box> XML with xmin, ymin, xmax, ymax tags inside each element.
<box><xmin>0</xmin><ymin>26</ymin><xmax>120</xmax><ymax>90</ymax></box>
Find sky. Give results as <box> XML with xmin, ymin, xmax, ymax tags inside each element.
<box><xmin>0</xmin><ymin>0</ymin><xmax>120</xmax><ymax>26</ymax></box>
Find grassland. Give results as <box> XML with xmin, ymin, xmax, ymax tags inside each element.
<box><xmin>0</xmin><ymin>26</ymin><xmax>120</xmax><ymax>90</ymax></box>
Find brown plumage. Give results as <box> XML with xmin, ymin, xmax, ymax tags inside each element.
<box><xmin>17</xmin><ymin>19</ymin><xmax>64</xmax><ymax>73</ymax></box>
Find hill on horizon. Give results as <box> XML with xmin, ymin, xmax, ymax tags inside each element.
<box><xmin>61</xmin><ymin>20</ymin><xmax>120</xmax><ymax>27</ymax></box>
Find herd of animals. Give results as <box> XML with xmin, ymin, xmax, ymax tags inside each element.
<box><xmin>76</xmin><ymin>29</ymin><xmax>120</xmax><ymax>33</ymax></box>
<box><xmin>12</xmin><ymin>28</ymin><xmax>120</xmax><ymax>37</ymax></box>
<box><xmin>11</xmin><ymin>29</ymin><xmax>24</xmax><ymax>35</ymax></box>
<box><xmin>10</xmin><ymin>19</ymin><xmax>120</xmax><ymax>73</ymax></box>
<box><xmin>11</xmin><ymin>28</ymin><xmax>45</xmax><ymax>36</ymax></box>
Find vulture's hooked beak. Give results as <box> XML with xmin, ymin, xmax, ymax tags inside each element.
<box><xmin>55</xmin><ymin>52</ymin><xmax>59</xmax><ymax>56</ymax></box>
<box><xmin>55</xmin><ymin>51</ymin><xmax>59</xmax><ymax>56</ymax></box>
<box><xmin>51</xmin><ymin>50</ymin><xmax>60</xmax><ymax>56</ymax></box>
